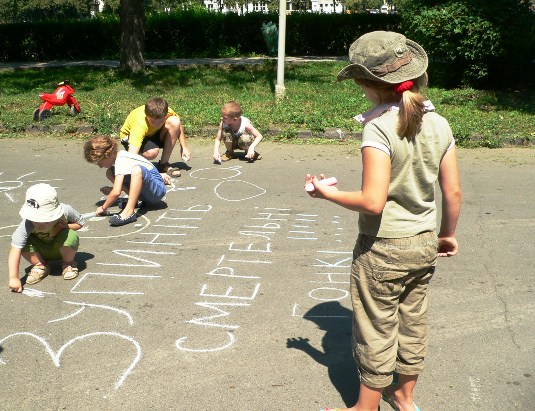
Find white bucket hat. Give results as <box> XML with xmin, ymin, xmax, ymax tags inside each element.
<box><xmin>19</xmin><ymin>183</ymin><xmax>64</xmax><ymax>223</ymax></box>
<box><xmin>337</xmin><ymin>31</ymin><xmax>428</xmax><ymax>84</ymax></box>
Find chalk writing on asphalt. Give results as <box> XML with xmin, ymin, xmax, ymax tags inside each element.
<box><xmin>71</xmin><ymin>205</ymin><xmax>212</xmax><ymax>295</ymax></box>
<box><xmin>292</xmin><ymin>250</ymin><xmax>352</xmax><ymax>319</ymax></box>
<box><xmin>175</xmin><ymin>207</ymin><xmax>347</xmax><ymax>353</ymax></box>
<box><xmin>0</xmin><ymin>331</ymin><xmax>141</xmax><ymax>389</ymax></box>
<box><xmin>0</xmin><ymin>170</ymin><xmax>63</xmax><ymax>203</ymax></box>
<box><xmin>0</xmin><ymin>204</ymin><xmax>214</xmax><ymax>390</ymax></box>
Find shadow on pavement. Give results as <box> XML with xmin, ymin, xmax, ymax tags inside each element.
<box><xmin>287</xmin><ymin>301</ymin><xmax>359</xmax><ymax>407</ymax></box>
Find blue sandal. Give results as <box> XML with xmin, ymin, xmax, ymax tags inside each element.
<box><xmin>109</xmin><ymin>212</ymin><xmax>137</xmax><ymax>226</ymax></box>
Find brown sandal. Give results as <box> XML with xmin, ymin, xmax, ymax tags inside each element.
<box><xmin>158</xmin><ymin>161</ymin><xmax>181</xmax><ymax>177</ymax></box>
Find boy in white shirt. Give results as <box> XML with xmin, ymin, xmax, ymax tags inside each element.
<box><xmin>213</xmin><ymin>100</ymin><xmax>263</xmax><ymax>163</ymax></box>
<box><xmin>84</xmin><ymin>135</ymin><xmax>166</xmax><ymax>226</ymax></box>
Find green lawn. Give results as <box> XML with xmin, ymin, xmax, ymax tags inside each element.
<box><xmin>1</xmin><ymin>62</ymin><xmax>534</xmax><ymax>147</ymax></box>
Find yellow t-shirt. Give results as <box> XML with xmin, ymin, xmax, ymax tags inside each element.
<box><xmin>119</xmin><ymin>105</ymin><xmax>178</xmax><ymax>149</ymax></box>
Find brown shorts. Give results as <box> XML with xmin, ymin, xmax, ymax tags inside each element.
<box><xmin>224</xmin><ymin>133</ymin><xmax>254</xmax><ymax>150</ymax></box>
<box><xmin>350</xmin><ymin>231</ymin><xmax>438</xmax><ymax>388</ymax></box>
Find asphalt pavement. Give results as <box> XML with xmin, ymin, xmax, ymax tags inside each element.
<box><xmin>0</xmin><ymin>138</ymin><xmax>534</xmax><ymax>410</ymax></box>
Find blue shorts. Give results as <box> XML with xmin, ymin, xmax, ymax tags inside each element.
<box><xmin>123</xmin><ymin>166</ymin><xmax>166</xmax><ymax>205</ymax></box>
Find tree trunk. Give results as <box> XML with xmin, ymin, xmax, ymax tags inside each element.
<box><xmin>120</xmin><ymin>0</ymin><xmax>145</xmax><ymax>72</ymax></box>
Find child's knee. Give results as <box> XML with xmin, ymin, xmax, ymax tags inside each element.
<box><xmin>165</xmin><ymin>115</ymin><xmax>180</xmax><ymax>130</ymax></box>
<box><xmin>164</xmin><ymin>117</ymin><xmax>181</xmax><ymax>138</ymax></box>
<box><xmin>143</xmin><ymin>148</ymin><xmax>160</xmax><ymax>160</ymax></box>
<box><xmin>60</xmin><ymin>245</ymin><xmax>78</xmax><ymax>256</ymax></box>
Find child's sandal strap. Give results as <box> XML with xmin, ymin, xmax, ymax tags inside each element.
<box><xmin>62</xmin><ymin>263</ymin><xmax>79</xmax><ymax>280</ymax></box>
<box><xmin>26</xmin><ymin>263</ymin><xmax>50</xmax><ymax>285</ymax></box>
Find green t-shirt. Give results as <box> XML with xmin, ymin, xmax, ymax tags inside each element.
<box><xmin>359</xmin><ymin>109</ymin><xmax>454</xmax><ymax>238</ymax></box>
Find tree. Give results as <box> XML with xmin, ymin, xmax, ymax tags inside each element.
<box><xmin>403</xmin><ymin>0</ymin><xmax>535</xmax><ymax>86</ymax></box>
<box><xmin>102</xmin><ymin>0</ymin><xmax>120</xmax><ymax>14</ymax></box>
<box><xmin>344</xmin><ymin>0</ymin><xmax>383</xmax><ymax>13</ymax></box>
<box><xmin>290</xmin><ymin>0</ymin><xmax>312</xmax><ymax>11</ymax></box>
<box><xmin>120</xmin><ymin>0</ymin><xmax>145</xmax><ymax>72</ymax></box>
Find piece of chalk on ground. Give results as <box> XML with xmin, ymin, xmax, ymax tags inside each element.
<box><xmin>305</xmin><ymin>177</ymin><xmax>338</xmax><ymax>192</ymax></box>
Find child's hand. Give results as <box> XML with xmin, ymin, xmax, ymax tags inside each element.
<box><xmin>100</xmin><ymin>186</ymin><xmax>113</xmax><ymax>195</ymax></box>
<box><xmin>245</xmin><ymin>148</ymin><xmax>255</xmax><ymax>159</ymax></box>
<box><xmin>95</xmin><ymin>206</ymin><xmax>106</xmax><ymax>216</ymax></box>
<box><xmin>438</xmin><ymin>236</ymin><xmax>459</xmax><ymax>257</ymax></box>
<box><xmin>305</xmin><ymin>174</ymin><xmax>338</xmax><ymax>199</ymax></box>
<box><xmin>9</xmin><ymin>277</ymin><xmax>23</xmax><ymax>293</ymax></box>
<box><xmin>181</xmin><ymin>147</ymin><xmax>191</xmax><ymax>162</ymax></box>
<box><xmin>160</xmin><ymin>173</ymin><xmax>172</xmax><ymax>185</ymax></box>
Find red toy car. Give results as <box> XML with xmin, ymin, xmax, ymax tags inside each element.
<box><xmin>33</xmin><ymin>80</ymin><xmax>81</xmax><ymax>121</ymax></box>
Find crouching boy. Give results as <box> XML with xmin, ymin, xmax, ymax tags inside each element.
<box><xmin>84</xmin><ymin>135</ymin><xmax>166</xmax><ymax>227</ymax></box>
<box><xmin>8</xmin><ymin>183</ymin><xmax>84</xmax><ymax>292</ymax></box>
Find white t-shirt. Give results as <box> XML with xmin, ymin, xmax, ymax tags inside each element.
<box><xmin>222</xmin><ymin>116</ymin><xmax>252</xmax><ymax>138</ymax></box>
<box><xmin>114</xmin><ymin>150</ymin><xmax>155</xmax><ymax>175</ymax></box>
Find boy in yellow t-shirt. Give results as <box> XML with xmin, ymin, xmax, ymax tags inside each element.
<box><xmin>120</xmin><ymin>97</ymin><xmax>191</xmax><ymax>179</ymax></box>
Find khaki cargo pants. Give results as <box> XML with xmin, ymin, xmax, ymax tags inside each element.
<box><xmin>350</xmin><ymin>231</ymin><xmax>438</xmax><ymax>388</ymax></box>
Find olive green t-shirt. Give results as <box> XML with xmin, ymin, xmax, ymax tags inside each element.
<box><xmin>359</xmin><ymin>109</ymin><xmax>454</xmax><ymax>238</ymax></box>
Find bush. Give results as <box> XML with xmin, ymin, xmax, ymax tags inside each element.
<box><xmin>146</xmin><ymin>11</ymin><xmax>272</xmax><ymax>57</ymax></box>
<box><xmin>0</xmin><ymin>12</ymin><xmax>401</xmax><ymax>61</ymax></box>
<box><xmin>284</xmin><ymin>13</ymin><xmax>401</xmax><ymax>56</ymax></box>
<box><xmin>402</xmin><ymin>0</ymin><xmax>535</xmax><ymax>87</ymax></box>
<box><xmin>0</xmin><ymin>16</ymin><xmax>120</xmax><ymax>61</ymax></box>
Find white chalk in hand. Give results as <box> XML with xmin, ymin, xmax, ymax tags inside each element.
<box><xmin>305</xmin><ymin>177</ymin><xmax>337</xmax><ymax>192</ymax></box>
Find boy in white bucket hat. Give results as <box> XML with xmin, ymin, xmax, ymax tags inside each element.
<box><xmin>8</xmin><ymin>183</ymin><xmax>85</xmax><ymax>292</ymax></box>
<box><xmin>306</xmin><ymin>31</ymin><xmax>462</xmax><ymax>411</ymax></box>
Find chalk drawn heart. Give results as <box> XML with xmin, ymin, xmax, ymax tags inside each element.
<box><xmin>214</xmin><ymin>180</ymin><xmax>266</xmax><ymax>202</ymax></box>
<box><xmin>190</xmin><ymin>166</ymin><xmax>242</xmax><ymax>181</ymax></box>
<box><xmin>0</xmin><ymin>331</ymin><xmax>141</xmax><ymax>389</ymax></box>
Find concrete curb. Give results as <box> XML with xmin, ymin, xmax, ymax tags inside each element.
<box><xmin>22</xmin><ymin>123</ymin><xmax>363</xmax><ymax>141</ymax></box>
<box><xmin>19</xmin><ymin>123</ymin><xmax>535</xmax><ymax>146</ymax></box>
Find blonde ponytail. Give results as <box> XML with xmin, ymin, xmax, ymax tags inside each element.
<box><xmin>397</xmin><ymin>73</ymin><xmax>428</xmax><ymax>140</ymax></box>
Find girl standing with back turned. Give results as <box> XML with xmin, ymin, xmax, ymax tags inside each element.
<box><xmin>308</xmin><ymin>31</ymin><xmax>462</xmax><ymax>411</ymax></box>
